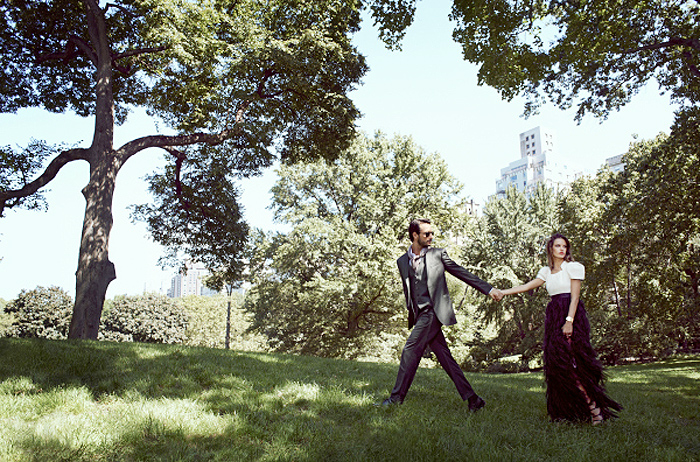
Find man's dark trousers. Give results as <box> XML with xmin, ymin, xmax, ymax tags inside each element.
<box><xmin>389</xmin><ymin>307</ymin><xmax>476</xmax><ymax>403</ymax></box>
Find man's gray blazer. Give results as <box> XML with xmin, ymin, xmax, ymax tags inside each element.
<box><xmin>397</xmin><ymin>247</ymin><xmax>493</xmax><ymax>328</ymax></box>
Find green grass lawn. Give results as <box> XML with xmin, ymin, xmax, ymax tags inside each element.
<box><xmin>0</xmin><ymin>338</ymin><xmax>698</xmax><ymax>461</ymax></box>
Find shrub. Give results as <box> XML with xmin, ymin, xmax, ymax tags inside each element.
<box><xmin>592</xmin><ymin>312</ymin><xmax>678</xmax><ymax>364</ymax></box>
<box><xmin>0</xmin><ymin>298</ymin><xmax>17</xmax><ymax>337</ymax></box>
<box><xmin>4</xmin><ymin>286</ymin><xmax>73</xmax><ymax>339</ymax></box>
<box><xmin>100</xmin><ymin>293</ymin><xmax>188</xmax><ymax>344</ymax></box>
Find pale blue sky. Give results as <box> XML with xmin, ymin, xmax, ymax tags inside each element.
<box><xmin>0</xmin><ymin>0</ymin><xmax>677</xmax><ymax>300</ymax></box>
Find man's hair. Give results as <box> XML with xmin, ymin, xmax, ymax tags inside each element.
<box><xmin>408</xmin><ymin>218</ymin><xmax>431</xmax><ymax>241</ymax></box>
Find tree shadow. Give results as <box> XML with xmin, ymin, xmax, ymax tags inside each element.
<box><xmin>0</xmin><ymin>337</ymin><xmax>548</xmax><ymax>460</ymax></box>
<box><xmin>2</xmin><ymin>339</ymin><xmax>698</xmax><ymax>461</ymax></box>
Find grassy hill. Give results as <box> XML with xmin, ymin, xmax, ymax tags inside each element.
<box><xmin>0</xmin><ymin>338</ymin><xmax>698</xmax><ymax>461</ymax></box>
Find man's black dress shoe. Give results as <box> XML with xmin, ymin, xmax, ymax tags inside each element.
<box><xmin>375</xmin><ymin>398</ymin><xmax>401</xmax><ymax>406</ymax></box>
<box><xmin>468</xmin><ymin>395</ymin><xmax>486</xmax><ymax>412</ymax></box>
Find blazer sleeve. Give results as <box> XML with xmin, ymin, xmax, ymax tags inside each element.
<box><xmin>439</xmin><ymin>249</ymin><xmax>493</xmax><ymax>295</ymax></box>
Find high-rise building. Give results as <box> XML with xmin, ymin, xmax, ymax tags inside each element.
<box><xmin>604</xmin><ymin>154</ymin><xmax>625</xmax><ymax>173</ymax></box>
<box><xmin>168</xmin><ymin>261</ymin><xmax>219</xmax><ymax>297</ymax></box>
<box><xmin>464</xmin><ymin>198</ymin><xmax>481</xmax><ymax>217</ymax></box>
<box><xmin>495</xmin><ymin>127</ymin><xmax>581</xmax><ymax>198</ymax></box>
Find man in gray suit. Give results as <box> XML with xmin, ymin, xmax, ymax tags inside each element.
<box><xmin>378</xmin><ymin>218</ymin><xmax>503</xmax><ymax>410</ymax></box>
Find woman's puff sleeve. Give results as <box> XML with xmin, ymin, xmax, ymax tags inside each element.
<box><xmin>565</xmin><ymin>261</ymin><xmax>585</xmax><ymax>280</ymax></box>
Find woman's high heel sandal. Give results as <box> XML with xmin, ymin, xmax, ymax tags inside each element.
<box><xmin>589</xmin><ymin>401</ymin><xmax>603</xmax><ymax>425</ymax></box>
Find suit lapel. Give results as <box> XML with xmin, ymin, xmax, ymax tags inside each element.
<box><xmin>424</xmin><ymin>248</ymin><xmax>435</xmax><ymax>283</ymax></box>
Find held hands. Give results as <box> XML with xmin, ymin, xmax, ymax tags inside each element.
<box><xmin>489</xmin><ymin>288</ymin><xmax>504</xmax><ymax>302</ymax></box>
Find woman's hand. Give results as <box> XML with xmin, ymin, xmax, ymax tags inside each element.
<box><xmin>562</xmin><ymin>321</ymin><xmax>573</xmax><ymax>339</ymax></box>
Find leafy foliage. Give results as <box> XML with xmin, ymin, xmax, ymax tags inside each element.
<box><xmin>369</xmin><ymin>0</ymin><xmax>699</xmax><ymax>120</ymax></box>
<box><xmin>0</xmin><ymin>0</ymin><xmax>370</xmax><ymax>338</ymax></box>
<box><xmin>244</xmin><ymin>132</ymin><xmax>472</xmax><ymax>358</ymax></box>
<box><xmin>0</xmin><ymin>298</ymin><xmax>12</xmax><ymax>337</ymax></box>
<box><xmin>131</xmin><ymin>155</ymin><xmax>250</xmax><ymax>271</ymax></box>
<box><xmin>592</xmin><ymin>109</ymin><xmax>700</xmax><ymax>358</ymax></box>
<box><xmin>100</xmin><ymin>293</ymin><xmax>188</xmax><ymax>344</ymax></box>
<box><xmin>179</xmin><ymin>293</ymin><xmax>266</xmax><ymax>351</ymax></box>
<box><xmin>363</xmin><ymin>0</ymin><xmax>418</xmax><ymax>50</ymax></box>
<box><xmin>0</xmin><ymin>141</ymin><xmax>56</xmax><ymax>214</ymax></box>
<box><xmin>449</xmin><ymin>0</ymin><xmax>700</xmax><ymax>119</ymax></box>
<box><xmin>4</xmin><ymin>286</ymin><xmax>73</xmax><ymax>339</ymax></box>
<box><xmin>459</xmin><ymin>184</ymin><xmax>558</xmax><ymax>368</ymax></box>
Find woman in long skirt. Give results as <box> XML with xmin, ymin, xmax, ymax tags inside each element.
<box><xmin>500</xmin><ymin>233</ymin><xmax>622</xmax><ymax>424</ymax></box>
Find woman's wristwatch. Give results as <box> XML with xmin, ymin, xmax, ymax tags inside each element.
<box><xmin>565</xmin><ymin>316</ymin><xmax>574</xmax><ymax>323</ymax></box>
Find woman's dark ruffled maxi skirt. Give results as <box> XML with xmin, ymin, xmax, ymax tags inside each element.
<box><xmin>544</xmin><ymin>294</ymin><xmax>622</xmax><ymax>422</ymax></box>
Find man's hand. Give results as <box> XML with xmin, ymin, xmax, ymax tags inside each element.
<box><xmin>489</xmin><ymin>288</ymin><xmax>504</xmax><ymax>302</ymax></box>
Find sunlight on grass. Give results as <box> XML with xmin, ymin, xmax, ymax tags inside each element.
<box><xmin>271</xmin><ymin>381</ymin><xmax>321</xmax><ymax>404</ymax></box>
<box><xmin>0</xmin><ymin>376</ymin><xmax>39</xmax><ymax>395</ymax></box>
<box><xmin>0</xmin><ymin>339</ymin><xmax>698</xmax><ymax>462</ymax></box>
<box><xmin>239</xmin><ymin>351</ymin><xmax>286</xmax><ymax>364</ymax></box>
<box><xmin>3</xmin><ymin>393</ymin><xmax>234</xmax><ymax>460</ymax></box>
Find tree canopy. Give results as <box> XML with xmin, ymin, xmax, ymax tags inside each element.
<box><xmin>0</xmin><ymin>0</ymin><xmax>368</xmax><ymax>338</ymax></box>
<box><xmin>369</xmin><ymin>0</ymin><xmax>699</xmax><ymax>120</ymax></box>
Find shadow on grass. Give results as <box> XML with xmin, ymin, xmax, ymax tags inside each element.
<box><xmin>0</xmin><ymin>337</ymin><xmax>544</xmax><ymax>404</ymax></box>
<box><xmin>0</xmin><ymin>338</ymin><xmax>548</xmax><ymax>460</ymax></box>
<box><xmin>612</xmin><ymin>356</ymin><xmax>700</xmax><ymax>398</ymax></box>
<box><xmin>2</xmin><ymin>338</ymin><xmax>698</xmax><ymax>461</ymax></box>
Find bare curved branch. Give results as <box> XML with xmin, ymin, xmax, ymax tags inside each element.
<box><xmin>36</xmin><ymin>35</ymin><xmax>98</xmax><ymax>66</ymax></box>
<box><xmin>160</xmin><ymin>146</ymin><xmax>191</xmax><ymax>215</ymax></box>
<box><xmin>624</xmin><ymin>37</ymin><xmax>700</xmax><ymax>54</ymax></box>
<box><xmin>0</xmin><ymin>147</ymin><xmax>89</xmax><ymax>215</ymax></box>
<box><xmin>119</xmin><ymin>129</ymin><xmax>240</xmax><ymax>154</ymax></box>
<box><xmin>115</xmin><ymin>126</ymin><xmax>244</xmax><ymax>164</ymax></box>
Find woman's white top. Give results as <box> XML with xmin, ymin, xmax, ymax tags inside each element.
<box><xmin>536</xmin><ymin>261</ymin><xmax>585</xmax><ymax>296</ymax></box>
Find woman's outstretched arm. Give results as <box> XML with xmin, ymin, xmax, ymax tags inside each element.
<box><xmin>501</xmin><ymin>278</ymin><xmax>545</xmax><ymax>296</ymax></box>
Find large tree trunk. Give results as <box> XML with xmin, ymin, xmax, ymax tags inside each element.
<box><xmin>68</xmin><ymin>0</ymin><xmax>118</xmax><ymax>339</ymax></box>
<box><xmin>68</xmin><ymin>159</ymin><xmax>118</xmax><ymax>339</ymax></box>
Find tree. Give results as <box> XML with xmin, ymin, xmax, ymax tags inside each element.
<box><xmin>555</xmin><ymin>115</ymin><xmax>700</xmax><ymax>362</ymax></box>
<box><xmin>461</xmin><ymin>184</ymin><xmax>559</xmax><ymax>368</ymax></box>
<box><xmin>179</xmin><ymin>293</ymin><xmax>266</xmax><ymax>351</ymax></box>
<box><xmin>558</xmin><ymin>172</ymin><xmax>620</xmax><ymax>306</ymax></box>
<box><xmin>4</xmin><ymin>286</ymin><xmax>73</xmax><ymax>339</ymax></box>
<box><xmin>598</xmin><ymin>111</ymin><xmax>700</xmax><ymax>356</ymax></box>
<box><xmin>369</xmin><ymin>0</ymin><xmax>699</xmax><ymax>120</ymax></box>
<box><xmin>244</xmin><ymin>132</ymin><xmax>472</xmax><ymax>358</ymax></box>
<box><xmin>0</xmin><ymin>297</ymin><xmax>13</xmax><ymax>337</ymax></box>
<box><xmin>0</xmin><ymin>0</ymin><xmax>367</xmax><ymax>339</ymax></box>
